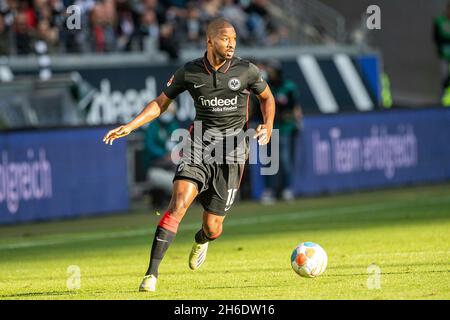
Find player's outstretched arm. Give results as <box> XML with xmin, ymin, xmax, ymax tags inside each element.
<box><xmin>103</xmin><ymin>92</ymin><xmax>172</xmax><ymax>145</ymax></box>
<box><xmin>253</xmin><ymin>86</ymin><xmax>276</xmax><ymax>145</ymax></box>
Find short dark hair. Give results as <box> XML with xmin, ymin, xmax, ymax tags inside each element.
<box><xmin>206</xmin><ymin>18</ymin><xmax>234</xmax><ymax>39</ymax></box>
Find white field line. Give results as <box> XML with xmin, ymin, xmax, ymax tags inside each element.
<box><xmin>0</xmin><ymin>197</ymin><xmax>449</xmax><ymax>251</ymax></box>
<box><xmin>351</xmin><ymin>250</ymin><xmax>450</xmax><ymax>258</ymax></box>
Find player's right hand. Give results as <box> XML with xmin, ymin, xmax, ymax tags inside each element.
<box><xmin>103</xmin><ymin>125</ymin><xmax>132</xmax><ymax>145</ymax></box>
<box><xmin>253</xmin><ymin>124</ymin><xmax>272</xmax><ymax>146</ymax></box>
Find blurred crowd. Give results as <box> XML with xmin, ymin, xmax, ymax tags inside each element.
<box><xmin>0</xmin><ymin>0</ymin><xmax>290</xmax><ymax>58</ymax></box>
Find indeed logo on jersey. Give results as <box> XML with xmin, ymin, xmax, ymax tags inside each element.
<box><xmin>198</xmin><ymin>95</ymin><xmax>238</xmax><ymax>112</ymax></box>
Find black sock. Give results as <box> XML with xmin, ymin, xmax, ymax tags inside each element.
<box><xmin>194</xmin><ymin>228</ymin><xmax>217</xmax><ymax>244</ymax></box>
<box><xmin>145</xmin><ymin>226</ymin><xmax>176</xmax><ymax>277</ymax></box>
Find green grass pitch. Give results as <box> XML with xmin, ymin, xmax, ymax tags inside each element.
<box><xmin>0</xmin><ymin>184</ymin><xmax>449</xmax><ymax>300</ymax></box>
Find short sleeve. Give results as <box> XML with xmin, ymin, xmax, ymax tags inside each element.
<box><xmin>163</xmin><ymin>67</ymin><xmax>186</xmax><ymax>99</ymax></box>
<box><xmin>247</xmin><ymin>62</ymin><xmax>268</xmax><ymax>95</ymax></box>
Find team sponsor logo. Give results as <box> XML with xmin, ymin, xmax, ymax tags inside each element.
<box><xmin>198</xmin><ymin>95</ymin><xmax>238</xmax><ymax>107</ymax></box>
<box><xmin>228</xmin><ymin>78</ymin><xmax>241</xmax><ymax>91</ymax></box>
<box><xmin>167</xmin><ymin>75</ymin><xmax>174</xmax><ymax>87</ymax></box>
<box><xmin>0</xmin><ymin>149</ymin><xmax>53</xmax><ymax>214</ymax></box>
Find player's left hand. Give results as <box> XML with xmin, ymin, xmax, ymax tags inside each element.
<box><xmin>253</xmin><ymin>124</ymin><xmax>272</xmax><ymax>145</ymax></box>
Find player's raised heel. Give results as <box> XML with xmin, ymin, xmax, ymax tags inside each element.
<box><xmin>139</xmin><ymin>274</ymin><xmax>157</xmax><ymax>292</ymax></box>
<box><xmin>189</xmin><ymin>242</ymin><xmax>209</xmax><ymax>270</ymax></box>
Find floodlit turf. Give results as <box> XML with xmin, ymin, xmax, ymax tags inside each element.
<box><xmin>0</xmin><ymin>184</ymin><xmax>449</xmax><ymax>300</ymax></box>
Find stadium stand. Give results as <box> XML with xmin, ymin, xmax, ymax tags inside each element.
<box><xmin>0</xmin><ymin>0</ymin><xmax>353</xmax><ymax>58</ymax></box>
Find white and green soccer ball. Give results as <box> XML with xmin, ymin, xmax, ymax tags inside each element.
<box><xmin>291</xmin><ymin>242</ymin><xmax>328</xmax><ymax>278</ymax></box>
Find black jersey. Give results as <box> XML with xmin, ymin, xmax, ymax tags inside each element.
<box><xmin>163</xmin><ymin>53</ymin><xmax>268</xmax><ymax>165</ymax></box>
<box><xmin>163</xmin><ymin>53</ymin><xmax>268</xmax><ymax>133</ymax></box>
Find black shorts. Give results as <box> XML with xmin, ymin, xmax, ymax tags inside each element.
<box><xmin>173</xmin><ymin>162</ymin><xmax>245</xmax><ymax>215</ymax></box>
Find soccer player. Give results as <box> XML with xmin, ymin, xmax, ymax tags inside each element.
<box><xmin>103</xmin><ymin>18</ymin><xmax>276</xmax><ymax>292</ymax></box>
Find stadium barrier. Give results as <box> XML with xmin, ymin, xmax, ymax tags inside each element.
<box><xmin>8</xmin><ymin>51</ymin><xmax>380</xmax><ymax>199</ymax></box>
<box><xmin>0</xmin><ymin>126</ymin><xmax>129</xmax><ymax>225</ymax></box>
<box><xmin>250</xmin><ymin>108</ymin><xmax>450</xmax><ymax>198</ymax></box>
<box><xmin>10</xmin><ymin>51</ymin><xmax>380</xmax><ymax>128</ymax></box>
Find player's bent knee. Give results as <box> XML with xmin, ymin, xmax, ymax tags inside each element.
<box><xmin>203</xmin><ymin>223</ymin><xmax>223</xmax><ymax>240</ymax></box>
<box><xmin>168</xmin><ymin>197</ymin><xmax>190</xmax><ymax>218</ymax></box>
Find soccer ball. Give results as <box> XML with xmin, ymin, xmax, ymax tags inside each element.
<box><xmin>291</xmin><ymin>242</ymin><xmax>328</xmax><ymax>278</ymax></box>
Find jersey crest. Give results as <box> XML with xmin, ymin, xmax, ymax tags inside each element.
<box><xmin>228</xmin><ymin>78</ymin><xmax>241</xmax><ymax>91</ymax></box>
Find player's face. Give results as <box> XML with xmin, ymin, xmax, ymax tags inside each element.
<box><xmin>211</xmin><ymin>27</ymin><xmax>237</xmax><ymax>60</ymax></box>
